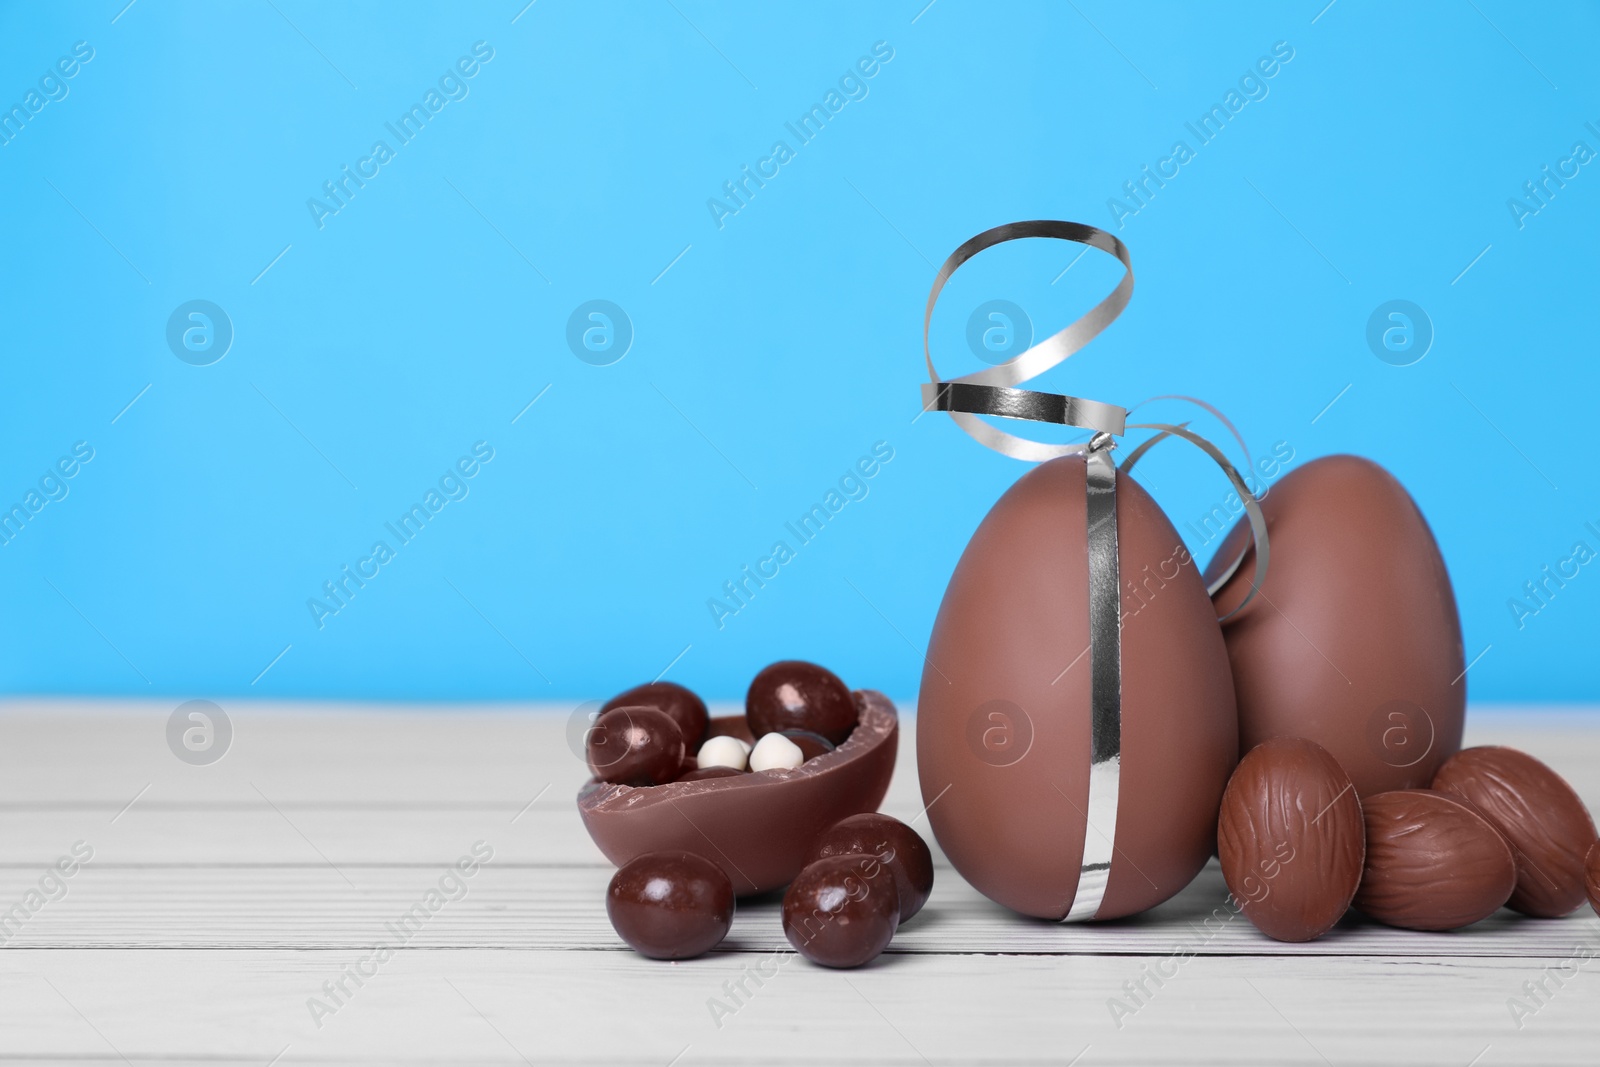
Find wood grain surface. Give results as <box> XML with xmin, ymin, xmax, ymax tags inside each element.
<box><xmin>1</xmin><ymin>700</ymin><xmax>1596</xmax><ymax>1065</ymax></box>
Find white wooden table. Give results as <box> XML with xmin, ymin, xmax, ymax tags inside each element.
<box><xmin>1</xmin><ymin>701</ymin><xmax>1596</xmax><ymax>1065</ymax></box>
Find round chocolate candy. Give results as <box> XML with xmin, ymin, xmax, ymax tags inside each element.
<box><xmin>602</xmin><ymin>681</ymin><xmax>709</xmax><ymax>750</ymax></box>
<box><xmin>807</xmin><ymin>813</ymin><xmax>935</xmax><ymax>923</ymax></box>
<box><xmin>782</xmin><ymin>853</ymin><xmax>899</xmax><ymax>968</ymax></box>
<box><xmin>1431</xmin><ymin>746</ymin><xmax>1598</xmax><ymax>918</ymax></box>
<box><xmin>1355</xmin><ymin>790</ymin><xmax>1515</xmax><ymax>931</ymax></box>
<box><xmin>586</xmin><ymin>707</ymin><xmax>685</xmax><ymax>787</ymax></box>
<box><xmin>1217</xmin><ymin>738</ymin><xmax>1364</xmax><ymax>942</ymax></box>
<box><xmin>606</xmin><ymin>850</ymin><xmax>734</xmax><ymax>959</ymax></box>
<box><xmin>779</xmin><ymin>729</ymin><xmax>836</xmax><ymax>763</ymax></box>
<box><xmin>747</xmin><ymin>661</ymin><xmax>857</xmax><ymax>745</ymax></box>
<box><xmin>678</xmin><ymin>765</ymin><xmax>746</xmax><ymax>783</ymax></box>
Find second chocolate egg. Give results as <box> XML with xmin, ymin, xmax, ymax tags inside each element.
<box><xmin>1207</xmin><ymin>455</ymin><xmax>1465</xmax><ymax>797</ymax></box>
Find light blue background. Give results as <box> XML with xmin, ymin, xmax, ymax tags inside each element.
<box><xmin>1</xmin><ymin>1</ymin><xmax>1595</xmax><ymax>705</ymax></box>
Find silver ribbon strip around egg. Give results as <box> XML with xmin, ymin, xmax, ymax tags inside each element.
<box><xmin>921</xmin><ymin>220</ymin><xmax>1270</xmax><ymax>921</ymax></box>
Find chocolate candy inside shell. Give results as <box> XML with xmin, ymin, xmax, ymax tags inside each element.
<box><xmin>602</xmin><ymin>681</ymin><xmax>709</xmax><ymax>750</ymax></box>
<box><xmin>747</xmin><ymin>660</ymin><xmax>858</xmax><ymax>745</ymax></box>
<box><xmin>585</xmin><ymin>707</ymin><xmax>684</xmax><ymax>787</ymax></box>
<box><xmin>779</xmin><ymin>729</ymin><xmax>836</xmax><ymax>763</ymax></box>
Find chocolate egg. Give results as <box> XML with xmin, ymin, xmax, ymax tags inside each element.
<box><xmin>918</xmin><ymin>455</ymin><xmax>1237</xmax><ymax>920</ymax></box>
<box><xmin>1586</xmin><ymin>841</ymin><xmax>1600</xmax><ymax>918</ymax></box>
<box><xmin>1208</xmin><ymin>455</ymin><xmax>1464</xmax><ymax>797</ymax></box>
<box><xmin>1355</xmin><ymin>789</ymin><xmax>1515</xmax><ymax>931</ymax></box>
<box><xmin>1432</xmin><ymin>746</ymin><xmax>1598</xmax><ymax>917</ymax></box>
<box><xmin>1217</xmin><ymin>738</ymin><xmax>1364</xmax><ymax>942</ymax></box>
<box><xmin>579</xmin><ymin>691</ymin><xmax>898</xmax><ymax>894</ymax></box>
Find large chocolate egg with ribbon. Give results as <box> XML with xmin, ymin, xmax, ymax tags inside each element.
<box><xmin>914</xmin><ymin>222</ymin><xmax>1259</xmax><ymax>921</ymax></box>
<box><xmin>918</xmin><ymin>455</ymin><xmax>1239</xmax><ymax>920</ymax></box>
<box><xmin>1206</xmin><ymin>455</ymin><xmax>1465</xmax><ymax>797</ymax></box>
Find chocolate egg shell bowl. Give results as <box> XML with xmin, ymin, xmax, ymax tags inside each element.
<box><xmin>577</xmin><ymin>690</ymin><xmax>898</xmax><ymax>895</ymax></box>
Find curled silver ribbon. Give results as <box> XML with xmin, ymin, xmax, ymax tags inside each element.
<box><xmin>921</xmin><ymin>221</ymin><xmax>1270</xmax><ymax>921</ymax></box>
<box><xmin>921</xmin><ymin>221</ymin><xmax>1131</xmax><ymax>460</ymax></box>
<box><xmin>1119</xmin><ymin>416</ymin><xmax>1270</xmax><ymax>621</ymax></box>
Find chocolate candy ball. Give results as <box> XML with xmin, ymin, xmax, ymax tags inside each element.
<box><xmin>779</xmin><ymin>729</ymin><xmax>837</xmax><ymax>763</ymax></box>
<box><xmin>603</xmin><ymin>681</ymin><xmax>709</xmax><ymax>750</ymax></box>
<box><xmin>807</xmin><ymin>813</ymin><xmax>935</xmax><ymax>922</ymax></box>
<box><xmin>747</xmin><ymin>661</ymin><xmax>857</xmax><ymax>745</ymax></box>
<box><xmin>606</xmin><ymin>851</ymin><xmax>734</xmax><ymax>959</ymax></box>
<box><xmin>586</xmin><ymin>707</ymin><xmax>684</xmax><ymax>787</ymax></box>
<box><xmin>782</xmin><ymin>853</ymin><xmax>900</xmax><ymax>968</ymax></box>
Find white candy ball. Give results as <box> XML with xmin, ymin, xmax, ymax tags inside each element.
<box><xmin>696</xmin><ymin>735</ymin><xmax>750</xmax><ymax>771</ymax></box>
<box><xmin>748</xmin><ymin>732</ymin><xmax>805</xmax><ymax>772</ymax></box>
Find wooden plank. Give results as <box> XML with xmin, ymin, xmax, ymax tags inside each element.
<box><xmin>3</xmin><ymin>861</ymin><xmax>1597</xmax><ymax>960</ymax></box>
<box><xmin>0</xmin><ymin>948</ymin><xmax>1593</xmax><ymax>1065</ymax></box>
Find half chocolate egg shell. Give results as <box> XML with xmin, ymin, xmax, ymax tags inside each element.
<box><xmin>577</xmin><ymin>690</ymin><xmax>898</xmax><ymax>895</ymax></box>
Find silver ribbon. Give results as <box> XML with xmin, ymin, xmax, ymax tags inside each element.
<box><xmin>921</xmin><ymin>220</ymin><xmax>1270</xmax><ymax>922</ymax></box>
<box><xmin>1120</xmin><ymin>419</ymin><xmax>1271</xmax><ymax>622</ymax></box>
<box><xmin>1069</xmin><ymin>433</ymin><xmax>1122</xmax><ymax>920</ymax></box>
<box><xmin>921</xmin><ymin>221</ymin><xmax>1131</xmax><ymax>460</ymax></box>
